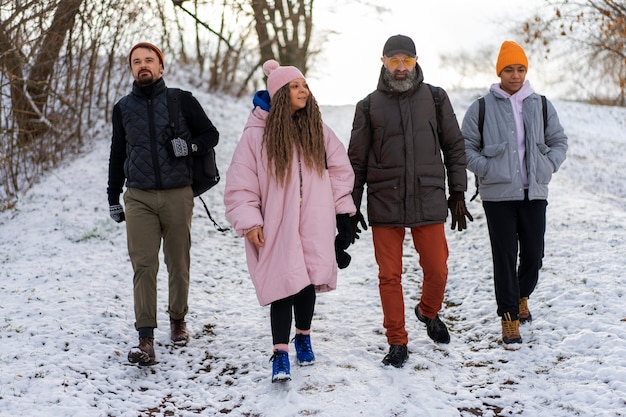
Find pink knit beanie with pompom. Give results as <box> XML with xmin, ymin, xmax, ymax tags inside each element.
<box><xmin>263</xmin><ymin>59</ymin><xmax>305</xmax><ymax>98</ymax></box>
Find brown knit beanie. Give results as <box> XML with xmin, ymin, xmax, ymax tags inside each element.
<box><xmin>128</xmin><ymin>42</ymin><xmax>165</xmax><ymax>69</ymax></box>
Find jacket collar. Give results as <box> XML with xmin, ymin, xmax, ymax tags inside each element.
<box><xmin>132</xmin><ymin>77</ymin><xmax>166</xmax><ymax>99</ymax></box>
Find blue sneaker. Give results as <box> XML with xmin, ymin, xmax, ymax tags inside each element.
<box><xmin>270</xmin><ymin>350</ymin><xmax>291</xmax><ymax>383</ymax></box>
<box><xmin>294</xmin><ymin>334</ymin><xmax>315</xmax><ymax>366</ymax></box>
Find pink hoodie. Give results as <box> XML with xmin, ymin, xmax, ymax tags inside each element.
<box><xmin>224</xmin><ymin>107</ymin><xmax>356</xmax><ymax>306</ymax></box>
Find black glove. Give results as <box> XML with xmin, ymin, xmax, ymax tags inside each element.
<box><xmin>350</xmin><ymin>210</ymin><xmax>368</xmax><ymax>243</ymax></box>
<box><xmin>448</xmin><ymin>192</ymin><xmax>473</xmax><ymax>231</ymax></box>
<box><xmin>335</xmin><ymin>214</ymin><xmax>352</xmax><ymax>250</ymax></box>
<box><xmin>334</xmin><ymin>241</ymin><xmax>351</xmax><ymax>269</ymax></box>
<box><xmin>109</xmin><ymin>204</ymin><xmax>125</xmax><ymax>223</ymax></box>
<box><xmin>167</xmin><ymin>137</ymin><xmax>196</xmax><ymax>158</ymax></box>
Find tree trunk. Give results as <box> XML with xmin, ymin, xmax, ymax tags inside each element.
<box><xmin>20</xmin><ymin>0</ymin><xmax>83</xmax><ymax>143</ymax></box>
<box><xmin>251</xmin><ymin>0</ymin><xmax>313</xmax><ymax>74</ymax></box>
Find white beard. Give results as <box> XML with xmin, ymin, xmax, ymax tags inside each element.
<box><xmin>384</xmin><ymin>69</ymin><xmax>417</xmax><ymax>93</ymax></box>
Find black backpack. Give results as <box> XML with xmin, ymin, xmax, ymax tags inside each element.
<box><xmin>167</xmin><ymin>88</ymin><xmax>219</xmax><ymax>196</ymax></box>
<box><xmin>167</xmin><ymin>88</ymin><xmax>227</xmax><ymax>231</ymax></box>
<box><xmin>470</xmin><ymin>95</ymin><xmax>547</xmax><ymax>201</ymax></box>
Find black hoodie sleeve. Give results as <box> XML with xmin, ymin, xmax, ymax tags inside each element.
<box><xmin>107</xmin><ymin>103</ymin><xmax>127</xmax><ymax>205</ymax></box>
<box><xmin>179</xmin><ymin>91</ymin><xmax>219</xmax><ymax>155</ymax></box>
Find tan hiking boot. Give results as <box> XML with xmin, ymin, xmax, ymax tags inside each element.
<box><xmin>519</xmin><ymin>297</ymin><xmax>532</xmax><ymax>324</ymax></box>
<box><xmin>170</xmin><ymin>318</ymin><xmax>189</xmax><ymax>345</ymax></box>
<box><xmin>501</xmin><ymin>312</ymin><xmax>522</xmax><ymax>346</ymax></box>
<box><xmin>128</xmin><ymin>337</ymin><xmax>156</xmax><ymax>365</ymax></box>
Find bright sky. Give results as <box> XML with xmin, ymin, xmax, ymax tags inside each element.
<box><xmin>309</xmin><ymin>0</ymin><xmax>547</xmax><ymax>105</ymax></box>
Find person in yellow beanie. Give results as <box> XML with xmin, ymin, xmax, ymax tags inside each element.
<box><xmin>461</xmin><ymin>40</ymin><xmax>568</xmax><ymax>348</ymax></box>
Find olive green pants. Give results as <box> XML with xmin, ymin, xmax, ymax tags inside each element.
<box><xmin>124</xmin><ymin>186</ymin><xmax>194</xmax><ymax>330</ymax></box>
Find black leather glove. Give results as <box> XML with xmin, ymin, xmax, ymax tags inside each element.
<box><xmin>168</xmin><ymin>137</ymin><xmax>197</xmax><ymax>157</ymax></box>
<box><xmin>109</xmin><ymin>204</ymin><xmax>125</xmax><ymax>223</ymax></box>
<box><xmin>335</xmin><ymin>214</ymin><xmax>352</xmax><ymax>250</ymax></box>
<box><xmin>334</xmin><ymin>241</ymin><xmax>351</xmax><ymax>269</ymax></box>
<box><xmin>350</xmin><ymin>210</ymin><xmax>368</xmax><ymax>243</ymax></box>
<box><xmin>448</xmin><ymin>192</ymin><xmax>473</xmax><ymax>231</ymax></box>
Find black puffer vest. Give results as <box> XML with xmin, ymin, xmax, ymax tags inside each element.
<box><xmin>118</xmin><ymin>78</ymin><xmax>193</xmax><ymax>190</ymax></box>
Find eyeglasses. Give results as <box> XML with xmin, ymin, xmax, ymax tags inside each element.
<box><xmin>386</xmin><ymin>56</ymin><xmax>416</xmax><ymax>69</ymax></box>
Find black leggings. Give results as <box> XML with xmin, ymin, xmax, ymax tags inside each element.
<box><xmin>270</xmin><ymin>284</ymin><xmax>316</xmax><ymax>345</ymax></box>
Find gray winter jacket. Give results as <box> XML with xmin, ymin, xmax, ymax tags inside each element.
<box><xmin>462</xmin><ymin>87</ymin><xmax>568</xmax><ymax>202</ymax></box>
<box><xmin>348</xmin><ymin>64</ymin><xmax>467</xmax><ymax>227</ymax></box>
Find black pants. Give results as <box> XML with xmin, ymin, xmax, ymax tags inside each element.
<box><xmin>483</xmin><ymin>196</ymin><xmax>547</xmax><ymax>319</ymax></box>
<box><xmin>270</xmin><ymin>284</ymin><xmax>316</xmax><ymax>345</ymax></box>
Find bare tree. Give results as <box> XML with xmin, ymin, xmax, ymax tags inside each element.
<box><xmin>169</xmin><ymin>0</ymin><xmax>319</xmax><ymax>96</ymax></box>
<box><xmin>4</xmin><ymin>0</ymin><xmax>82</xmax><ymax>145</ymax></box>
<box><xmin>251</xmin><ymin>0</ymin><xmax>314</xmax><ymax>73</ymax></box>
<box><xmin>0</xmin><ymin>0</ymin><xmax>163</xmax><ymax>208</ymax></box>
<box><xmin>0</xmin><ymin>0</ymin><xmax>347</xmax><ymax>209</ymax></box>
<box><xmin>1</xmin><ymin>0</ymin><xmax>85</xmax><ymax>207</ymax></box>
<box><xmin>521</xmin><ymin>0</ymin><xmax>626</xmax><ymax>105</ymax></box>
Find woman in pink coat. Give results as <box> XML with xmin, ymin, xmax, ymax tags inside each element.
<box><xmin>224</xmin><ymin>60</ymin><xmax>356</xmax><ymax>383</ymax></box>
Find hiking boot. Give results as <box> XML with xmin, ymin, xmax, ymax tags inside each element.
<box><xmin>519</xmin><ymin>297</ymin><xmax>532</xmax><ymax>324</ymax></box>
<box><xmin>270</xmin><ymin>350</ymin><xmax>291</xmax><ymax>383</ymax></box>
<box><xmin>170</xmin><ymin>318</ymin><xmax>189</xmax><ymax>345</ymax></box>
<box><xmin>294</xmin><ymin>334</ymin><xmax>315</xmax><ymax>366</ymax></box>
<box><xmin>382</xmin><ymin>344</ymin><xmax>408</xmax><ymax>368</ymax></box>
<box><xmin>128</xmin><ymin>337</ymin><xmax>156</xmax><ymax>365</ymax></box>
<box><xmin>501</xmin><ymin>312</ymin><xmax>522</xmax><ymax>346</ymax></box>
<box><xmin>415</xmin><ymin>305</ymin><xmax>450</xmax><ymax>344</ymax></box>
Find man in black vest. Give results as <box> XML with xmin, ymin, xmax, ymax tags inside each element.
<box><xmin>107</xmin><ymin>42</ymin><xmax>219</xmax><ymax>365</ymax></box>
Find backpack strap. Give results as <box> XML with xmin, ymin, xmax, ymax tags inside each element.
<box><xmin>361</xmin><ymin>93</ymin><xmax>371</xmax><ymax>128</ymax></box>
<box><xmin>427</xmin><ymin>84</ymin><xmax>442</xmax><ymax>138</ymax></box>
<box><xmin>541</xmin><ymin>95</ymin><xmax>547</xmax><ymax>133</ymax></box>
<box><xmin>478</xmin><ymin>96</ymin><xmax>485</xmax><ymax>148</ymax></box>
<box><xmin>166</xmin><ymin>88</ymin><xmax>181</xmax><ymax>134</ymax></box>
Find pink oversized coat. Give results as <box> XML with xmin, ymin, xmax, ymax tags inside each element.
<box><xmin>224</xmin><ymin>107</ymin><xmax>356</xmax><ymax>306</ymax></box>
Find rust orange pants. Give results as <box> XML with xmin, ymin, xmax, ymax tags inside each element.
<box><xmin>372</xmin><ymin>224</ymin><xmax>449</xmax><ymax>345</ymax></box>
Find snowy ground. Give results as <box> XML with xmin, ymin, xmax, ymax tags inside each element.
<box><xmin>0</xmin><ymin>79</ymin><xmax>625</xmax><ymax>417</ymax></box>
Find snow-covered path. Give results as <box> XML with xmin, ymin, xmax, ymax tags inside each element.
<box><xmin>0</xmin><ymin>90</ymin><xmax>624</xmax><ymax>417</ymax></box>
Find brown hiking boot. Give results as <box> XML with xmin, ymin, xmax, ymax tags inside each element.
<box><xmin>519</xmin><ymin>297</ymin><xmax>532</xmax><ymax>324</ymax></box>
<box><xmin>170</xmin><ymin>318</ymin><xmax>189</xmax><ymax>345</ymax></box>
<box><xmin>501</xmin><ymin>312</ymin><xmax>522</xmax><ymax>347</ymax></box>
<box><xmin>128</xmin><ymin>337</ymin><xmax>156</xmax><ymax>365</ymax></box>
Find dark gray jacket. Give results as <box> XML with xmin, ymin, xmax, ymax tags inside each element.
<box><xmin>348</xmin><ymin>64</ymin><xmax>467</xmax><ymax>227</ymax></box>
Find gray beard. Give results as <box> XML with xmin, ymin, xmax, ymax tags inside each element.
<box><xmin>383</xmin><ymin>69</ymin><xmax>417</xmax><ymax>93</ymax></box>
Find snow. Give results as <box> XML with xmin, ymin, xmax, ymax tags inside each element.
<box><xmin>1</xmin><ymin>76</ymin><xmax>625</xmax><ymax>417</ymax></box>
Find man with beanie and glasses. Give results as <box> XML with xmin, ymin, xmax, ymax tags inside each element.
<box><xmin>107</xmin><ymin>42</ymin><xmax>219</xmax><ymax>365</ymax></box>
<box><xmin>461</xmin><ymin>41</ymin><xmax>568</xmax><ymax>348</ymax></box>
<box><xmin>348</xmin><ymin>34</ymin><xmax>472</xmax><ymax>367</ymax></box>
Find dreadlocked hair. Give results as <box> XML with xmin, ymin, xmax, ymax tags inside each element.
<box><xmin>263</xmin><ymin>85</ymin><xmax>326</xmax><ymax>187</ymax></box>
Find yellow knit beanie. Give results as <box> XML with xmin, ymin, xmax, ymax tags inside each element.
<box><xmin>496</xmin><ymin>41</ymin><xmax>528</xmax><ymax>76</ymax></box>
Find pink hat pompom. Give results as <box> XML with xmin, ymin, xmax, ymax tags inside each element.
<box><xmin>262</xmin><ymin>59</ymin><xmax>305</xmax><ymax>98</ymax></box>
<box><xmin>263</xmin><ymin>59</ymin><xmax>280</xmax><ymax>77</ymax></box>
